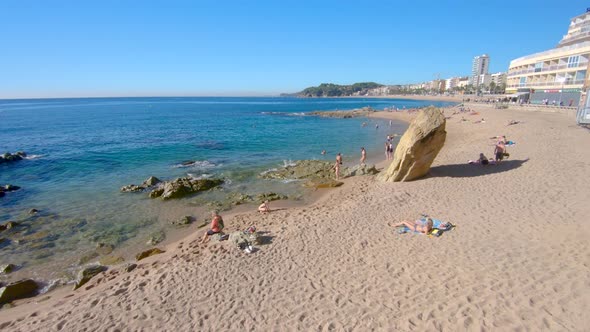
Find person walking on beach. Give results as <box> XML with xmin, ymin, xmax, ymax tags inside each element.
<box><xmin>201</xmin><ymin>210</ymin><xmax>224</xmax><ymax>243</ymax></box>
<box><xmin>494</xmin><ymin>140</ymin><xmax>506</xmax><ymax>163</ymax></box>
<box><xmin>360</xmin><ymin>147</ymin><xmax>366</xmax><ymax>166</ymax></box>
<box><xmin>332</xmin><ymin>160</ymin><xmax>341</xmax><ymax>180</ymax></box>
<box><xmin>385</xmin><ymin>142</ymin><xmax>391</xmax><ymax>160</ymax></box>
<box><xmin>336</xmin><ymin>153</ymin><xmax>342</xmax><ymax>165</ymax></box>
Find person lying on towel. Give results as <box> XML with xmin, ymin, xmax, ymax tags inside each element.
<box><xmin>393</xmin><ymin>217</ymin><xmax>434</xmax><ymax>234</ymax></box>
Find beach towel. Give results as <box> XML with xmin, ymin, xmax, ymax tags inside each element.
<box><xmin>396</xmin><ymin>217</ymin><xmax>455</xmax><ymax>237</ymax></box>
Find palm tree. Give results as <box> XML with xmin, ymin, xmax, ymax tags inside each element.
<box><xmin>489</xmin><ymin>81</ymin><xmax>497</xmax><ymax>94</ymax></box>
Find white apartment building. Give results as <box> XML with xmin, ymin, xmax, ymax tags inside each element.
<box><xmin>506</xmin><ymin>10</ymin><xmax>590</xmax><ymax>105</ymax></box>
<box><xmin>491</xmin><ymin>72</ymin><xmax>507</xmax><ymax>85</ymax></box>
<box><xmin>445</xmin><ymin>77</ymin><xmax>459</xmax><ymax>91</ymax></box>
<box><xmin>471</xmin><ymin>54</ymin><xmax>490</xmax><ymax>85</ymax></box>
<box><xmin>457</xmin><ymin>77</ymin><xmax>470</xmax><ymax>88</ymax></box>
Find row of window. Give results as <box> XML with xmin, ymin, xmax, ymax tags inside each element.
<box><xmin>518</xmin><ymin>70</ymin><xmax>586</xmax><ymax>85</ymax></box>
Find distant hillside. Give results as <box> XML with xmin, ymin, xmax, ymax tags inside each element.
<box><xmin>293</xmin><ymin>82</ymin><xmax>384</xmax><ymax>97</ymax></box>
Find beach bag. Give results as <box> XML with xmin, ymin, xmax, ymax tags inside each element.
<box><xmin>503</xmin><ymin>152</ymin><xmax>510</xmax><ymax>159</ymax></box>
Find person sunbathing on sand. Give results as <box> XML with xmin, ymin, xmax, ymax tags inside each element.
<box><xmin>393</xmin><ymin>217</ymin><xmax>434</xmax><ymax>234</ymax></box>
<box><xmin>200</xmin><ymin>210</ymin><xmax>224</xmax><ymax>243</ymax></box>
<box><xmin>507</xmin><ymin>120</ymin><xmax>521</xmax><ymax>126</ymax></box>
<box><xmin>258</xmin><ymin>200</ymin><xmax>271</xmax><ymax>213</ymax></box>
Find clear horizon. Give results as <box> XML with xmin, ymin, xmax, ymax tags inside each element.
<box><xmin>0</xmin><ymin>0</ymin><xmax>585</xmax><ymax>99</ymax></box>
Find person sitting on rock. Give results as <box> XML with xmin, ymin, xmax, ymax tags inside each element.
<box><xmin>258</xmin><ymin>200</ymin><xmax>271</xmax><ymax>213</ymax></box>
<box><xmin>201</xmin><ymin>210</ymin><xmax>224</xmax><ymax>243</ymax></box>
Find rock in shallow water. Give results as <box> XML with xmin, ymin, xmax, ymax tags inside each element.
<box><xmin>0</xmin><ymin>264</ymin><xmax>16</xmax><ymax>274</ymax></box>
<box><xmin>156</xmin><ymin>178</ymin><xmax>224</xmax><ymax>200</ymax></box>
<box><xmin>256</xmin><ymin>192</ymin><xmax>288</xmax><ymax>202</ymax></box>
<box><xmin>0</xmin><ymin>279</ymin><xmax>39</xmax><ymax>304</ymax></box>
<box><xmin>146</xmin><ymin>231</ymin><xmax>165</xmax><ymax>246</ymax></box>
<box><xmin>170</xmin><ymin>216</ymin><xmax>193</xmax><ymax>226</ymax></box>
<box><xmin>99</xmin><ymin>255</ymin><xmax>125</xmax><ymax>266</ymax></box>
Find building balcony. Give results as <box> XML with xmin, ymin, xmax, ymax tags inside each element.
<box><xmin>507</xmin><ymin>62</ymin><xmax>587</xmax><ymax>76</ymax></box>
<box><xmin>558</xmin><ymin>30</ymin><xmax>590</xmax><ymax>47</ymax></box>
<box><xmin>506</xmin><ymin>79</ymin><xmax>585</xmax><ymax>89</ymax></box>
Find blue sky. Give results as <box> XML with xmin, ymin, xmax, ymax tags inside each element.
<box><xmin>0</xmin><ymin>0</ymin><xmax>587</xmax><ymax>98</ymax></box>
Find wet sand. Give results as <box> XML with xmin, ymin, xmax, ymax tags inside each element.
<box><xmin>1</xmin><ymin>103</ymin><xmax>589</xmax><ymax>331</ymax></box>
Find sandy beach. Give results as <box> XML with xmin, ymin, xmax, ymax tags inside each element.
<box><xmin>1</xmin><ymin>103</ymin><xmax>589</xmax><ymax>331</ymax></box>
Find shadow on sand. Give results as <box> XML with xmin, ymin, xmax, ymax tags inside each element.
<box><xmin>428</xmin><ymin>158</ymin><xmax>529</xmax><ymax>178</ymax></box>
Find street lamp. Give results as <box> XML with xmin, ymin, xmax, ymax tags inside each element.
<box><xmin>557</xmin><ymin>77</ymin><xmax>566</xmax><ymax>106</ymax></box>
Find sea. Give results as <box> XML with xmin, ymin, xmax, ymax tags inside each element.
<box><xmin>0</xmin><ymin>97</ymin><xmax>454</xmax><ymax>284</ymax></box>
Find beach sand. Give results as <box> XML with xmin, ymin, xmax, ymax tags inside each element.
<box><xmin>1</xmin><ymin>103</ymin><xmax>589</xmax><ymax>331</ymax></box>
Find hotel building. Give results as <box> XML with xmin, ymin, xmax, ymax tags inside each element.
<box><xmin>506</xmin><ymin>10</ymin><xmax>590</xmax><ymax>105</ymax></box>
<box><xmin>471</xmin><ymin>54</ymin><xmax>490</xmax><ymax>85</ymax></box>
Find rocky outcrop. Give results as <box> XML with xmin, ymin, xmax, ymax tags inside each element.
<box><xmin>136</xmin><ymin>248</ymin><xmax>165</xmax><ymax>261</ymax></box>
<box><xmin>120</xmin><ymin>176</ymin><xmax>161</xmax><ymax>193</ymax></box>
<box><xmin>122</xmin><ymin>263</ymin><xmax>137</xmax><ymax>273</ymax></box>
<box><xmin>0</xmin><ymin>152</ymin><xmax>27</xmax><ymax>164</ymax></box>
<box><xmin>0</xmin><ymin>264</ymin><xmax>16</xmax><ymax>274</ymax></box>
<box><xmin>344</xmin><ymin>164</ymin><xmax>379</xmax><ymax>177</ymax></box>
<box><xmin>309</xmin><ymin>106</ymin><xmax>375</xmax><ymax>118</ymax></box>
<box><xmin>379</xmin><ymin>107</ymin><xmax>446</xmax><ymax>182</ymax></box>
<box><xmin>171</xmin><ymin>215</ymin><xmax>193</xmax><ymax>226</ymax></box>
<box><xmin>260</xmin><ymin>160</ymin><xmax>345</xmax><ymax>181</ymax></box>
<box><xmin>146</xmin><ymin>231</ymin><xmax>165</xmax><ymax>245</ymax></box>
<box><xmin>304</xmin><ymin>178</ymin><xmax>344</xmax><ymax>189</ymax></box>
<box><xmin>0</xmin><ymin>279</ymin><xmax>39</xmax><ymax>304</ymax></box>
<box><xmin>154</xmin><ymin>178</ymin><xmax>223</xmax><ymax>200</ymax></box>
<box><xmin>99</xmin><ymin>255</ymin><xmax>124</xmax><ymax>266</ymax></box>
<box><xmin>0</xmin><ymin>184</ymin><xmax>21</xmax><ymax>198</ymax></box>
<box><xmin>95</xmin><ymin>243</ymin><xmax>114</xmax><ymax>256</ymax></box>
<box><xmin>0</xmin><ymin>221</ymin><xmax>18</xmax><ymax>232</ymax></box>
<box><xmin>229</xmin><ymin>231</ymin><xmax>260</xmax><ymax>249</ymax></box>
<box><xmin>123</xmin><ymin>176</ymin><xmax>222</xmax><ymax>200</ymax></box>
<box><xmin>256</xmin><ymin>192</ymin><xmax>288</xmax><ymax>202</ymax></box>
<box><xmin>73</xmin><ymin>265</ymin><xmax>107</xmax><ymax>290</ymax></box>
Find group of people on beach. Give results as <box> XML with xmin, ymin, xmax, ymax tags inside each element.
<box><xmin>469</xmin><ymin>135</ymin><xmax>510</xmax><ymax>165</ymax></box>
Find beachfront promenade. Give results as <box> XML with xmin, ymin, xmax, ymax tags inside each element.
<box><xmin>1</xmin><ymin>103</ymin><xmax>589</xmax><ymax>331</ymax></box>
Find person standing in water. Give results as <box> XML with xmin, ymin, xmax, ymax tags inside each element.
<box><xmin>360</xmin><ymin>147</ymin><xmax>366</xmax><ymax>166</ymax></box>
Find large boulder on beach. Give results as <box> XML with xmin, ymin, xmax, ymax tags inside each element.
<box><xmin>229</xmin><ymin>231</ymin><xmax>260</xmax><ymax>249</ymax></box>
<box><xmin>0</xmin><ymin>279</ymin><xmax>39</xmax><ymax>304</ymax></box>
<box><xmin>379</xmin><ymin>107</ymin><xmax>446</xmax><ymax>182</ymax></box>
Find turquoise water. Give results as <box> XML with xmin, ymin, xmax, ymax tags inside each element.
<box><xmin>0</xmin><ymin>97</ymin><xmax>454</xmax><ymax>281</ymax></box>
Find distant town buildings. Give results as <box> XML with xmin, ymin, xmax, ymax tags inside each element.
<box><xmin>506</xmin><ymin>9</ymin><xmax>590</xmax><ymax>105</ymax></box>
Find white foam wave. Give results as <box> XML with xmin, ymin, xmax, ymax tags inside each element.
<box><xmin>261</xmin><ymin>111</ymin><xmax>306</xmax><ymax>117</ymax></box>
<box><xmin>282</xmin><ymin>160</ymin><xmax>297</xmax><ymax>168</ymax></box>
<box><xmin>173</xmin><ymin>160</ymin><xmax>217</xmax><ymax>169</ymax></box>
<box><xmin>24</xmin><ymin>154</ymin><xmax>44</xmax><ymax>160</ymax></box>
<box><xmin>187</xmin><ymin>173</ymin><xmax>213</xmax><ymax>180</ymax></box>
<box><xmin>259</xmin><ymin>168</ymin><xmax>278</xmax><ymax>176</ymax></box>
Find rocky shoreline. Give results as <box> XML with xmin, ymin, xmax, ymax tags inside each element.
<box><xmin>308</xmin><ymin>106</ymin><xmax>376</xmax><ymax>118</ymax></box>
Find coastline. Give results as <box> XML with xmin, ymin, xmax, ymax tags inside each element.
<box><xmin>2</xmin><ymin>103</ymin><xmax>590</xmax><ymax>330</ymax></box>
